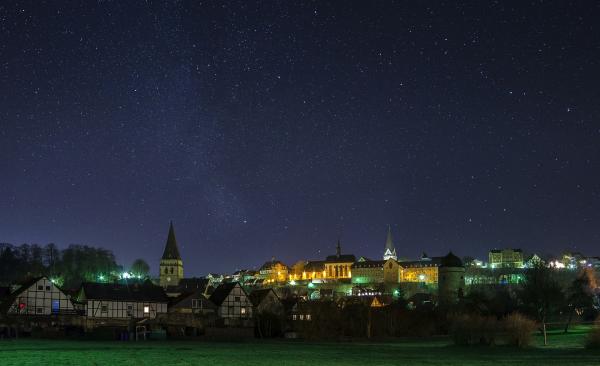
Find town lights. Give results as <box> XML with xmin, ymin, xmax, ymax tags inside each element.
<box><xmin>418</xmin><ymin>274</ymin><xmax>426</xmax><ymax>281</ymax></box>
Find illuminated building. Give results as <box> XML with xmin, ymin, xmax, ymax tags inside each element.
<box><xmin>488</xmin><ymin>248</ymin><xmax>524</xmax><ymax>269</ymax></box>
<box><xmin>351</xmin><ymin>258</ymin><xmax>400</xmax><ymax>284</ymax></box>
<box><xmin>258</xmin><ymin>258</ymin><xmax>289</xmax><ymax>283</ymax></box>
<box><xmin>323</xmin><ymin>240</ymin><xmax>355</xmax><ymax>279</ymax></box>
<box><xmin>399</xmin><ymin>254</ymin><xmax>441</xmax><ymax>285</ymax></box>
<box><xmin>159</xmin><ymin>222</ymin><xmax>184</xmax><ymax>288</ymax></box>
<box><xmin>383</xmin><ymin>225</ymin><xmax>397</xmax><ymax>260</ymax></box>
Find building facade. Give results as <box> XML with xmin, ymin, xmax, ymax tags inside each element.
<box><xmin>324</xmin><ymin>241</ymin><xmax>356</xmax><ymax>279</ymax></box>
<box><xmin>209</xmin><ymin>282</ymin><xmax>253</xmax><ymax>326</ymax></box>
<box><xmin>159</xmin><ymin>222</ymin><xmax>184</xmax><ymax>288</ymax></box>
<box><xmin>77</xmin><ymin>282</ymin><xmax>169</xmax><ymax>319</ymax></box>
<box><xmin>6</xmin><ymin>277</ymin><xmax>75</xmax><ymax>316</ymax></box>
<box><xmin>489</xmin><ymin>248</ymin><xmax>524</xmax><ymax>268</ymax></box>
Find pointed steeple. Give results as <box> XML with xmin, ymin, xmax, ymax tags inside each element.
<box><xmin>336</xmin><ymin>239</ymin><xmax>341</xmax><ymax>258</ymax></box>
<box><xmin>383</xmin><ymin>224</ymin><xmax>397</xmax><ymax>260</ymax></box>
<box><xmin>162</xmin><ymin>221</ymin><xmax>182</xmax><ymax>260</ymax></box>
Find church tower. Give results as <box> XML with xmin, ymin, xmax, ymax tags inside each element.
<box><xmin>383</xmin><ymin>225</ymin><xmax>397</xmax><ymax>260</ymax></box>
<box><xmin>159</xmin><ymin>222</ymin><xmax>184</xmax><ymax>288</ymax></box>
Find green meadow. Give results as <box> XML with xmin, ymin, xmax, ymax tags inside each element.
<box><xmin>0</xmin><ymin>327</ymin><xmax>598</xmax><ymax>366</ymax></box>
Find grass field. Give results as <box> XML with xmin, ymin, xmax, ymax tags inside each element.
<box><xmin>0</xmin><ymin>327</ymin><xmax>599</xmax><ymax>366</ymax></box>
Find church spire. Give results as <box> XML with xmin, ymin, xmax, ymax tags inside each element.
<box><xmin>162</xmin><ymin>221</ymin><xmax>182</xmax><ymax>260</ymax></box>
<box><xmin>336</xmin><ymin>239</ymin><xmax>341</xmax><ymax>258</ymax></box>
<box><xmin>383</xmin><ymin>224</ymin><xmax>397</xmax><ymax>260</ymax></box>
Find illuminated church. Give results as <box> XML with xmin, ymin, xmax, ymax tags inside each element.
<box><xmin>159</xmin><ymin>222</ymin><xmax>184</xmax><ymax>288</ymax></box>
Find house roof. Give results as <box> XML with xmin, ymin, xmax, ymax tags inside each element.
<box><xmin>260</xmin><ymin>259</ymin><xmax>287</xmax><ymax>271</ymax></box>
<box><xmin>80</xmin><ymin>282</ymin><xmax>169</xmax><ymax>303</ymax></box>
<box><xmin>170</xmin><ymin>289</ymin><xmax>217</xmax><ymax>310</ymax></box>
<box><xmin>248</xmin><ymin>288</ymin><xmax>278</xmax><ymax>307</ymax></box>
<box><xmin>490</xmin><ymin>248</ymin><xmax>523</xmax><ymax>253</ymax></box>
<box><xmin>161</xmin><ymin>221</ymin><xmax>182</xmax><ymax>261</ymax></box>
<box><xmin>399</xmin><ymin>257</ymin><xmax>442</xmax><ymax>268</ymax></box>
<box><xmin>325</xmin><ymin>254</ymin><xmax>356</xmax><ymax>263</ymax></box>
<box><xmin>209</xmin><ymin>282</ymin><xmax>245</xmax><ymax>306</ymax></box>
<box><xmin>440</xmin><ymin>252</ymin><xmax>463</xmax><ymax>267</ymax></box>
<box><xmin>176</xmin><ymin>278</ymin><xmax>210</xmax><ymax>292</ymax></box>
<box><xmin>352</xmin><ymin>260</ymin><xmax>386</xmax><ymax>269</ymax></box>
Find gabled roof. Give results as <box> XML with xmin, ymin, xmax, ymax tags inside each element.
<box><xmin>1</xmin><ymin>276</ymin><xmax>71</xmax><ymax>314</ymax></box>
<box><xmin>352</xmin><ymin>260</ymin><xmax>386</xmax><ymax>269</ymax></box>
<box><xmin>260</xmin><ymin>259</ymin><xmax>288</xmax><ymax>271</ymax></box>
<box><xmin>176</xmin><ymin>278</ymin><xmax>209</xmax><ymax>292</ymax></box>
<box><xmin>80</xmin><ymin>282</ymin><xmax>169</xmax><ymax>303</ymax></box>
<box><xmin>209</xmin><ymin>282</ymin><xmax>245</xmax><ymax>306</ymax></box>
<box><xmin>249</xmin><ymin>288</ymin><xmax>278</xmax><ymax>307</ymax></box>
<box><xmin>325</xmin><ymin>254</ymin><xmax>356</xmax><ymax>263</ymax></box>
<box><xmin>170</xmin><ymin>289</ymin><xmax>217</xmax><ymax>310</ymax></box>
<box><xmin>162</xmin><ymin>221</ymin><xmax>182</xmax><ymax>261</ymax></box>
<box><xmin>399</xmin><ymin>257</ymin><xmax>442</xmax><ymax>268</ymax></box>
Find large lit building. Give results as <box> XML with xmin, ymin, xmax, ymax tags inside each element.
<box><xmin>159</xmin><ymin>222</ymin><xmax>184</xmax><ymax>288</ymax></box>
<box><xmin>323</xmin><ymin>240</ymin><xmax>356</xmax><ymax>279</ymax></box>
<box><xmin>399</xmin><ymin>254</ymin><xmax>441</xmax><ymax>285</ymax></box>
<box><xmin>489</xmin><ymin>248</ymin><xmax>524</xmax><ymax>268</ymax></box>
<box><xmin>258</xmin><ymin>258</ymin><xmax>289</xmax><ymax>284</ymax></box>
<box><xmin>351</xmin><ymin>258</ymin><xmax>400</xmax><ymax>284</ymax></box>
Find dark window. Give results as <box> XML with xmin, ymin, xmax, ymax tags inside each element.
<box><xmin>234</xmin><ymin>296</ymin><xmax>241</xmax><ymax>302</ymax></box>
<box><xmin>37</xmin><ymin>285</ymin><xmax>44</xmax><ymax>290</ymax></box>
<box><xmin>36</xmin><ymin>307</ymin><xmax>43</xmax><ymax>314</ymax></box>
<box><xmin>170</xmin><ymin>267</ymin><xmax>174</xmax><ymax>274</ymax></box>
<box><xmin>101</xmin><ymin>305</ymin><xmax>108</xmax><ymax>313</ymax></box>
<box><xmin>46</xmin><ymin>286</ymin><xmax>51</xmax><ymax>291</ymax></box>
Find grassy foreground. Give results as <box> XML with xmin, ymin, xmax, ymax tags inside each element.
<box><xmin>0</xmin><ymin>328</ymin><xmax>598</xmax><ymax>366</ymax></box>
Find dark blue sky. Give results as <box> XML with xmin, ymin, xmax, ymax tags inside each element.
<box><xmin>1</xmin><ymin>1</ymin><xmax>599</xmax><ymax>275</ymax></box>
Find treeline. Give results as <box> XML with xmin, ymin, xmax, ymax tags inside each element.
<box><xmin>0</xmin><ymin>243</ymin><xmax>120</xmax><ymax>288</ymax></box>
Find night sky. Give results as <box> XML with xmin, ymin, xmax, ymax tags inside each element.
<box><xmin>2</xmin><ymin>1</ymin><xmax>599</xmax><ymax>275</ymax></box>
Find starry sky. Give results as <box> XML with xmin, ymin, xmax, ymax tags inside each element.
<box><xmin>1</xmin><ymin>1</ymin><xmax>599</xmax><ymax>276</ymax></box>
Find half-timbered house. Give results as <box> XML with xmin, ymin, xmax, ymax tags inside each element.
<box><xmin>4</xmin><ymin>277</ymin><xmax>75</xmax><ymax>316</ymax></box>
<box><xmin>209</xmin><ymin>282</ymin><xmax>253</xmax><ymax>326</ymax></box>
<box><xmin>76</xmin><ymin>282</ymin><xmax>168</xmax><ymax>319</ymax></box>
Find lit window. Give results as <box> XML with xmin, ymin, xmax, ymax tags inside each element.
<box><xmin>144</xmin><ymin>306</ymin><xmax>150</xmax><ymax>314</ymax></box>
<box><xmin>306</xmin><ymin>314</ymin><xmax>311</xmax><ymax>321</ymax></box>
<box><xmin>292</xmin><ymin>315</ymin><xmax>297</xmax><ymax>320</ymax></box>
<box><xmin>300</xmin><ymin>314</ymin><xmax>304</xmax><ymax>320</ymax></box>
<box><xmin>241</xmin><ymin>307</ymin><xmax>246</xmax><ymax>315</ymax></box>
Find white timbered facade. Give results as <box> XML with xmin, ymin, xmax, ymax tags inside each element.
<box><xmin>77</xmin><ymin>282</ymin><xmax>168</xmax><ymax>319</ymax></box>
<box><xmin>210</xmin><ymin>282</ymin><xmax>253</xmax><ymax>325</ymax></box>
<box><xmin>7</xmin><ymin>277</ymin><xmax>75</xmax><ymax>316</ymax></box>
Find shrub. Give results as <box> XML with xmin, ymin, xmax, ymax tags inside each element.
<box><xmin>450</xmin><ymin>313</ymin><xmax>499</xmax><ymax>346</ymax></box>
<box><xmin>585</xmin><ymin>317</ymin><xmax>600</xmax><ymax>349</ymax></box>
<box><xmin>503</xmin><ymin>313</ymin><xmax>536</xmax><ymax>348</ymax></box>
